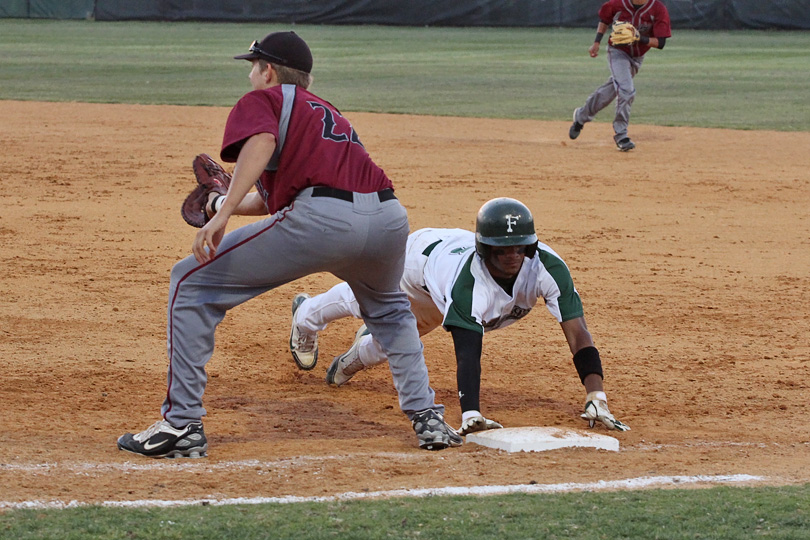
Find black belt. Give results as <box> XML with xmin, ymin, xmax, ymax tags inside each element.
<box><xmin>312</xmin><ymin>186</ymin><xmax>396</xmax><ymax>203</ymax></box>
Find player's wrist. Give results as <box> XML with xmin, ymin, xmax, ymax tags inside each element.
<box><xmin>214</xmin><ymin>195</ymin><xmax>226</xmax><ymax>213</ymax></box>
<box><xmin>639</xmin><ymin>35</ymin><xmax>650</xmax><ymax>45</ymax></box>
<box><xmin>594</xmin><ymin>32</ymin><xmax>604</xmax><ymax>43</ymax></box>
<box><xmin>207</xmin><ymin>194</ymin><xmax>226</xmax><ymax>217</ymax></box>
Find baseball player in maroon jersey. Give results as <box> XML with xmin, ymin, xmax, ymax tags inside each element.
<box><xmin>117</xmin><ymin>31</ymin><xmax>461</xmax><ymax>458</ymax></box>
<box><xmin>569</xmin><ymin>0</ymin><xmax>672</xmax><ymax>151</ymax></box>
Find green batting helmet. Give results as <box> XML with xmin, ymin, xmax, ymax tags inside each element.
<box><xmin>475</xmin><ymin>198</ymin><xmax>538</xmax><ymax>259</ymax></box>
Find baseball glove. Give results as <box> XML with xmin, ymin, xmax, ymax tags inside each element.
<box><xmin>181</xmin><ymin>153</ymin><xmax>232</xmax><ymax>228</ymax></box>
<box><xmin>611</xmin><ymin>21</ymin><xmax>640</xmax><ymax>46</ymax></box>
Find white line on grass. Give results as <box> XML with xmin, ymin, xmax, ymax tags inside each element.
<box><xmin>0</xmin><ymin>474</ymin><xmax>765</xmax><ymax>510</ymax></box>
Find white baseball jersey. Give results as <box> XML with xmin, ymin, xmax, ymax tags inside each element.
<box><xmin>406</xmin><ymin>228</ymin><xmax>584</xmax><ymax>335</ymax></box>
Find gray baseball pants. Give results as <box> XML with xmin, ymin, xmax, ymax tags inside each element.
<box><xmin>575</xmin><ymin>46</ymin><xmax>644</xmax><ymax>142</ymax></box>
<box><xmin>161</xmin><ymin>186</ymin><xmax>442</xmax><ymax>427</ymax></box>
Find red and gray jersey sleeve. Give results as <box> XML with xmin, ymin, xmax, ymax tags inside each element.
<box><xmin>219</xmin><ymin>86</ymin><xmax>393</xmax><ymax>214</ymax></box>
<box><xmin>651</xmin><ymin>1</ymin><xmax>672</xmax><ymax>38</ymax></box>
<box><xmin>220</xmin><ymin>90</ymin><xmax>280</xmax><ymax>163</ymax></box>
<box><xmin>598</xmin><ymin>0</ymin><xmax>619</xmax><ymax>25</ymax></box>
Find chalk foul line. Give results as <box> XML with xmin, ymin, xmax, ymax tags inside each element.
<box><xmin>1</xmin><ymin>474</ymin><xmax>765</xmax><ymax>510</ymax></box>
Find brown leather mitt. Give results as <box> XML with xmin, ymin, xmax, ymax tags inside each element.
<box><xmin>181</xmin><ymin>154</ymin><xmax>232</xmax><ymax>228</ymax></box>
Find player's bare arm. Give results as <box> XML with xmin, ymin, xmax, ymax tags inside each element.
<box><xmin>560</xmin><ymin>316</ymin><xmax>594</xmax><ymax>354</ymax></box>
<box><xmin>560</xmin><ymin>317</ymin><xmax>604</xmax><ymax>393</ymax></box>
<box><xmin>590</xmin><ymin>21</ymin><xmax>608</xmax><ymax>57</ymax></box>
<box><xmin>561</xmin><ymin>317</ymin><xmax>630</xmax><ymax>431</ymax></box>
<box><xmin>193</xmin><ymin>132</ymin><xmax>276</xmax><ymax>263</ymax></box>
<box><xmin>206</xmin><ymin>190</ymin><xmax>267</xmax><ymax>219</ymax></box>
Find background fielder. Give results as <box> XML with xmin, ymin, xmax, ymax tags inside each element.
<box><xmin>290</xmin><ymin>198</ymin><xmax>630</xmax><ymax>435</ymax></box>
<box><xmin>569</xmin><ymin>0</ymin><xmax>672</xmax><ymax>151</ymax></box>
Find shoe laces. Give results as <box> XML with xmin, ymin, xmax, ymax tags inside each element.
<box><xmin>294</xmin><ymin>326</ymin><xmax>316</xmax><ymax>352</ymax></box>
<box><xmin>132</xmin><ymin>420</ymin><xmax>171</xmax><ymax>442</ymax></box>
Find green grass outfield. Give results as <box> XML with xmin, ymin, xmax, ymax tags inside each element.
<box><xmin>1</xmin><ymin>19</ymin><xmax>809</xmax><ymax>538</ymax></box>
<box><xmin>1</xmin><ymin>19</ymin><xmax>808</xmax><ymax>130</ymax></box>
<box><xmin>1</xmin><ymin>485</ymin><xmax>809</xmax><ymax>539</ymax></box>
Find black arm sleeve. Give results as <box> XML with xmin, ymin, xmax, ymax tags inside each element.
<box><xmin>449</xmin><ymin>325</ymin><xmax>484</xmax><ymax>413</ymax></box>
<box><xmin>657</xmin><ymin>37</ymin><xmax>667</xmax><ymax>49</ymax></box>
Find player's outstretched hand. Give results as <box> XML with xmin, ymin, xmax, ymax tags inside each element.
<box><xmin>458</xmin><ymin>415</ymin><xmax>503</xmax><ymax>436</ymax></box>
<box><xmin>589</xmin><ymin>42</ymin><xmax>600</xmax><ymax>58</ymax></box>
<box><xmin>581</xmin><ymin>392</ymin><xmax>630</xmax><ymax>431</ymax></box>
<box><xmin>192</xmin><ymin>213</ymin><xmax>227</xmax><ymax>264</ymax></box>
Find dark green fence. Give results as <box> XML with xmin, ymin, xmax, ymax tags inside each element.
<box><xmin>1</xmin><ymin>0</ymin><xmax>807</xmax><ymax>29</ymax></box>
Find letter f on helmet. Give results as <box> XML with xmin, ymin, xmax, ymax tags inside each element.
<box><xmin>475</xmin><ymin>198</ymin><xmax>538</xmax><ymax>259</ymax></box>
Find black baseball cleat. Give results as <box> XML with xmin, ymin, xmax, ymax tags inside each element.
<box><xmin>411</xmin><ymin>409</ymin><xmax>463</xmax><ymax>450</ymax></box>
<box><xmin>569</xmin><ymin>108</ymin><xmax>584</xmax><ymax>140</ymax></box>
<box><xmin>117</xmin><ymin>420</ymin><xmax>208</xmax><ymax>458</ymax></box>
<box><xmin>616</xmin><ymin>137</ymin><xmax>636</xmax><ymax>151</ymax></box>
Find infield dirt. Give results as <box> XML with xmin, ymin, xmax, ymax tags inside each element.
<box><xmin>1</xmin><ymin>100</ymin><xmax>808</xmax><ymax>505</ymax></box>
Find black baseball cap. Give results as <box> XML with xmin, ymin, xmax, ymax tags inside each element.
<box><xmin>234</xmin><ymin>31</ymin><xmax>313</xmax><ymax>74</ymax></box>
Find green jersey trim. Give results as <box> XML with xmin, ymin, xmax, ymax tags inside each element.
<box><xmin>443</xmin><ymin>253</ymin><xmax>484</xmax><ymax>334</ymax></box>
<box><xmin>422</xmin><ymin>239</ymin><xmax>442</xmax><ymax>257</ymax></box>
<box><xmin>538</xmin><ymin>247</ymin><xmax>583</xmax><ymax>321</ymax></box>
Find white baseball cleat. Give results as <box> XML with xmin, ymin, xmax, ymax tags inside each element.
<box><xmin>289</xmin><ymin>293</ymin><xmax>318</xmax><ymax>370</ymax></box>
<box><xmin>325</xmin><ymin>324</ymin><xmax>370</xmax><ymax>386</ymax></box>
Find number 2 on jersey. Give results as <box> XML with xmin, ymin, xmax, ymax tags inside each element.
<box><xmin>308</xmin><ymin>102</ymin><xmax>364</xmax><ymax>148</ymax></box>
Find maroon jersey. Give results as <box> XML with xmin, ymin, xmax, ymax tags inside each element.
<box><xmin>221</xmin><ymin>86</ymin><xmax>393</xmax><ymax>214</ymax></box>
<box><xmin>600</xmin><ymin>0</ymin><xmax>671</xmax><ymax>57</ymax></box>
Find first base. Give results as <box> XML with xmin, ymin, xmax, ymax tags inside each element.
<box><xmin>465</xmin><ymin>427</ymin><xmax>619</xmax><ymax>453</ymax></box>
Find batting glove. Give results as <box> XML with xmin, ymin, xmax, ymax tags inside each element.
<box><xmin>458</xmin><ymin>415</ymin><xmax>503</xmax><ymax>436</ymax></box>
<box><xmin>581</xmin><ymin>392</ymin><xmax>630</xmax><ymax>431</ymax></box>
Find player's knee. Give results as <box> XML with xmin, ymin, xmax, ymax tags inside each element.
<box><xmin>170</xmin><ymin>256</ymin><xmax>196</xmax><ymax>285</ymax></box>
<box><xmin>618</xmin><ymin>88</ymin><xmax>636</xmax><ymax>101</ymax></box>
<box><xmin>170</xmin><ymin>262</ymin><xmax>184</xmax><ymax>284</ymax></box>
